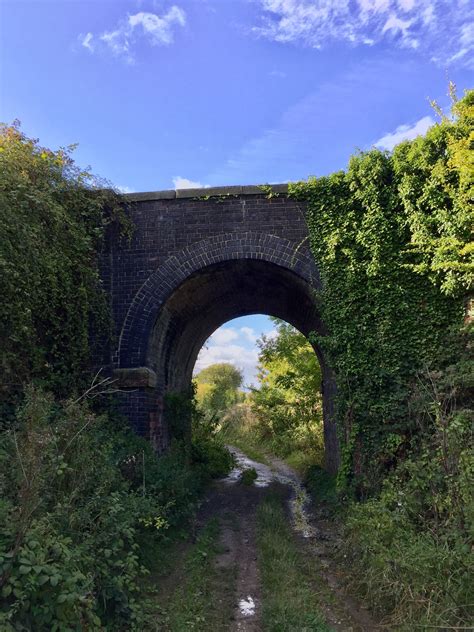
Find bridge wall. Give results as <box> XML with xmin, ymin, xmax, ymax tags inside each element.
<box><xmin>101</xmin><ymin>185</ymin><xmax>340</xmax><ymax>472</ymax></box>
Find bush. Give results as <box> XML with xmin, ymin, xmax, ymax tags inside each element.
<box><xmin>290</xmin><ymin>89</ymin><xmax>473</xmax><ymax>489</ymax></box>
<box><xmin>0</xmin><ymin>385</ymin><xmax>230</xmax><ymax>630</ymax></box>
<box><xmin>240</xmin><ymin>468</ymin><xmax>258</xmax><ymax>485</ymax></box>
<box><xmin>191</xmin><ymin>399</ymin><xmax>235</xmax><ymax>479</ymax></box>
<box><xmin>0</xmin><ymin>123</ymin><xmax>129</xmax><ymax>405</ymax></box>
<box><xmin>341</xmin><ymin>357</ymin><xmax>474</xmax><ymax>627</ymax></box>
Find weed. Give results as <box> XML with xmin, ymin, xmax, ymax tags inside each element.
<box><xmin>240</xmin><ymin>468</ymin><xmax>258</xmax><ymax>485</ymax></box>
<box><xmin>256</xmin><ymin>493</ymin><xmax>330</xmax><ymax>631</ymax></box>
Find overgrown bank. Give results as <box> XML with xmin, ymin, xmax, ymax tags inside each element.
<box><xmin>0</xmin><ymin>387</ymin><xmax>232</xmax><ymax>629</ymax></box>
<box><xmin>0</xmin><ymin>124</ymin><xmax>233</xmax><ymax>629</ymax></box>
<box><xmin>290</xmin><ymin>89</ymin><xmax>473</xmax><ymax>627</ymax></box>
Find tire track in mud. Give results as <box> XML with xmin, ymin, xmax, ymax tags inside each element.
<box><xmin>218</xmin><ymin>446</ymin><xmax>380</xmax><ymax>631</ymax></box>
<box><xmin>157</xmin><ymin>446</ymin><xmax>381</xmax><ymax>631</ymax></box>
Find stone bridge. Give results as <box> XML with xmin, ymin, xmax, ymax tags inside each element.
<box><xmin>102</xmin><ymin>185</ymin><xmax>339</xmax><ymax>473</ymax></box>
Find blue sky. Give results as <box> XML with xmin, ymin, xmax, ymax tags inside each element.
<box><xmin>1</xmin><ymin>0</ymin><xmax>472</xmax><ymax>381</ymax></box>
<box><xmin>194</xmin><ymin>315</ymin><xmax>277</xmax><ymax>386</ymax></box>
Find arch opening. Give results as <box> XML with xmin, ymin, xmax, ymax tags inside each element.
<box><xmin>193</xmin><ymin>314</ymin><xmax>326</xmax><ymax>470</ymax></box>
<box><xmin>116</xmin><ymin>256</ymin><xmax>339</xmax><ymax>473</ymax></box>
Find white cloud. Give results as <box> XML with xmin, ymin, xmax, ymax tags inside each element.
<box><xmin>382</xmin><ymin>14</ymin><xmax>418</xmax><ymax>48</ymax></box>
<box><xmin>374</xmin><ymin>115</ymin><xmax>434</xmax><ymax>150</ymax></box>
<box><xmin>172</xmin><ymin>176</ymin><xmax>209</xmax><ymax>189</ymax></box>
<box><xmin>207</xmin><ymin>59</ymin><xmax>397</xmax><ymax>185</ymax></box>
<box><xmin>446</xmin><ymin>21</ymin><xmax>474</xmax><ymax>64</ymax></box>
<box><xmin>397</xmin><ymin>0</ymin><xmax>415</xmax><ymax>10</ymax></box>
<box><xmin>358</xmin><ymin>0</ymin><xmax>390</xmax><ymax>14</ymax></box>
<box><xmin>210</xmin><ymin>328</ymin><xmax>239</xmax><ymax>345</ymax></box>
<box><xmin>240</xmin><ymin>326</ymin><xmax>257</xmax><ymax>343</ymax></box>
<box><xmin>253</xmin><ymin>0</ymin><xmax>474</xmax><ymax>66</ymax></box>
<box><xmin>194</xmin><ymin>344</ymin><xmax>259</xmax><ymax>386</ymax></box>
<box><xmin>117</xmin><ymin>184</ymin><xmax>135</xmax><ymax>194</ymax></box>
<box><xmin>80</xmin><ymin>6</ymin><xmax>185</xmax><ymax>62</ymax></box>
<box><xmin>421</xmin><ymin>5</ymin><xmax>435</xmax><ymax>25</ymax></box>
<box><xmin>265</xmin><ymin>329</ymin><xmax>279</xmax><ymax>341</ymax></box>
<box><xmin>193</xmin><ymin>322</ymin><xmax>278</xmax><ymax>386</ymax></box>
<box><xmin>128</xmin><ymin>8</ymin><xmax>185</xmax><ymax>45</ymax></box>
<box><xmin>80</xmin><ymin>32</ymin><xmax>94</xmax><ymax>52</ymax></box>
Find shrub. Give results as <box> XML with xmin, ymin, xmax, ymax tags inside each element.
<box><xmin>240</xmin><ymin>468</ymin><xmax>258</xmax><ymax>486</ymax></box>
<box><xmin>0</xmin><ymin>123</ymin><xmax>129</xmax><ymax>406</ymax></box>
<box><xmin>341</xmin><ymin>357</ymin><xmax>474</xmax><ymax>627</ymax></box>
<box><xmin>0</xmin><ymin>385</ymin><xmax>230</xmax><ymax>630</ymax></box>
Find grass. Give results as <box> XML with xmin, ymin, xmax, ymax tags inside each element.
<box><xmin>151</xmin><ymin>518</ymin><xmax>236</xmax><ymax>631</ymax></box>
<box><xmin>240</xmin><ymin>467</ymin><xmax>258</xmax><ymax>485</ymax></box>
<box><xmin>219</xmin><ymin>405</ymin><xmax>323</xmax><ymax>477</ymax></box>
<box><xmin>256</xmin><ymin>492</ymin><xmax>331</xmax><ymax>632</ymax></box>
<box><xmin>220</xmin><ymin>426</ymin><xmax>271</xmax><ymax>465</ymax></box>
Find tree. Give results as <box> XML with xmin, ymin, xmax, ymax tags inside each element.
<box><xmin>250</xmin><ymin>319</ymin><xmax>324</xmax><ymax>461</ymax></box>
<box><xmin>194</xmin><ymin>363</ymin><xmax>243</xmax><ymax>413</ymax></box>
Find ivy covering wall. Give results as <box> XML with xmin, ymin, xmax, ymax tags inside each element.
<box><xmin>290</xmin><ymin>89</ymin><xmax>473</xmax><ymax>491</ymax></box>
<box><xmin>0</xmin><ymin>123</ymin><xmax>129</xmax><ymax>405</ymax></box>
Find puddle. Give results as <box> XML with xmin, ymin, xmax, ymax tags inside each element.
<box><xmin>238</xmin><ymin>596</ymin><xmax>255</xmax><ymax>617</ymax></box>
<box><xmin>222</xmin><ymin>446</ymin><xmax>316</xmax><ymax>539</ymax></box>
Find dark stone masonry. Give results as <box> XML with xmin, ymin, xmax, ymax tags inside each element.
<box><xmin>101</xmin><ymin>185</ymin><xmax>339</xmax><ymax>473</ymax></box>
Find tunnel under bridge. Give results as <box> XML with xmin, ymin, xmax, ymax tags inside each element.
<box><xmin>101</xmin><ymin>184</ymin><xmax>339</xmax><ymax>473</ymax></box>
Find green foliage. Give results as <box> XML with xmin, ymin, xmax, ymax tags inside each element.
<box><xmin>257</xmin><ymin>183</ymin><xmax>280</xmax><ymax>198</ymax></box>
<box><xmin>219</xmin><ymin>403</ymin><xmax>272</xmax><ymax>465</ymax></box>
<box><xmin>240</xmin><ymin>467</ymin><xmax>258</xmax><ymax>485</ymax></box>
<box><xmin>290</xmin><ymin>89</ymin><xmax>473</xmax><ymax>490</ymax></box>
<box><xmin>165</xmin><ymin>387</ymin><xmax>235</xmax><ymax>479</ymax></box>
<box><xmin>195</xmin><ymin>363</ymin><xmax>244</xmax><ymax>414</ymax></box>
<box><xmin>291</xmin><ymin>88</ymin><xmax>473</xmax><ymax>626</ymax></box>
<box><xmin>305</xmin><ymin>465</ymin><xmax>338</xmax><ymax>507</ymax></box>
<box><xmin>342</xmin><ymin>369</ymin><xmax>474</xmax><ymax>628</ymax></box>
<box><xmin>0</xmin><ymin>122</ymin><xmax>130</xmax><ymax>404</ymax></box>
<box><xmin>249</xmin><ymin>319</ymin><xmax>324</xmax><ymax>467</ymax></box>
<box><xmin>0</xmin><ymin>386</ymin><xmax>230</xmax><ymax>630</ymax></box>
<box><xmin>256</xmin><ymin>492</ymin><xmax>330</xmax><ymax>631</ymax></box>
<box><xmin>191</xmin><ymin>395</ymin><xmax>235</xmax><ymax>479</ymax></box>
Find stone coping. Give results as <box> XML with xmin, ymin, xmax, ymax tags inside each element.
<box><xmin>123</xmin><ymin>183</ymin><xmax>289</xmax><ymax>202</ymax></box>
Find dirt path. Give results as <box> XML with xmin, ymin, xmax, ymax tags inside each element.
<box><xmin>220</xmin><ymin>446</ymin><xmax>380</xmax><ymax>631</ymax></box>
<box><xmin>196</xmin><ymin>466</ymin><xmax>272</xmax><ymax>631</ymax></box>
<box><xmin>153</xmin><ymin>446</ymin><xmax>381</xmax><ymax>631</ymax></box>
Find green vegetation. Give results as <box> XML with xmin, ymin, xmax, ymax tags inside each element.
<box><xmin>0</xmin><ymin>384</ymin><xmax>234</xmax><ymax>630</ymax></box>
<box><xmin>291</xmin><ymin>88</ymin><xmax>474</xmax><ymax>627</ymax></box>
<box><xmin>152</xmin><ymin>519</ymin><xmax>235</xmax><ymax>631</ymax></box>
<box><xmin>220</xmin><ymin>320</ymin><xmax>324</xmax><ymax>475</ymax></box>
<box><xmin>341</xmin><ymin>349</ymin><xmax>474</xmax><ymax>628</ymax></box>
<box><xmin>0</xmin><ymin>122</ymin><xmax>129</xmax><ymax>407</ymax></box>
<box><xmin>194</xmin><ymin>363</ymin><xmax>244</xmax><ymax>415</ymax></box>
<box><xmin>0</xmin><ymin>125</ymin><xmax>233</xmax><ymax>630</ymax></box>
<box><xmin>0</xmin><ymin>386</ymin><xmax>231</xmax><ymax>630</ymax></box>
<box><xmin>240</xmin><ymin>467</ymin><xmax>258</xmax><ymax>485</ymax></box>
<box><xmin>251</xmin><ymin>320</ymin><xmax>324</xmax><ymax>468</ymax></box>
<box><xmin>256</xmin><ymin>493</ymin><xmax>330</xmax><ymax>632</ymax></box>
<box><xmin>1</xmin><ymin>89</ymin><xmax>472</xmax><ymax>630</ymax></box>
<box><xmin>290</xmin><ymin>88</ymin><xmax>473</xmax><ymax>491</ymax></box>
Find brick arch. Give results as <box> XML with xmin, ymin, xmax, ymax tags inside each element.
<box><xmin>113</xmin><ymin>232</ymin><xmax>340</xmax><ymax>473</ymax></box>
<box><xmin>117</xmin><ymin>231</ymin><xmax>320</xmax><ymax>370</ymax></box>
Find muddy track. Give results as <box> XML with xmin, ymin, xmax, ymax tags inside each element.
<box><xmin>197</xmin><ymin>446</ymin><xmax>380</xmax><ymax>631</ymax></box>
<box><xmin>195</xmin><ymin>475</ymin><xmax>273</xmax><ymax>630</ymax></box>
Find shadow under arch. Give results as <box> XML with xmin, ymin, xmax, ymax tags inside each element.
<box><xmin>114</xmin><ymin>233</ymin><xmax>339</xmax><ymax>473</ymax></box>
